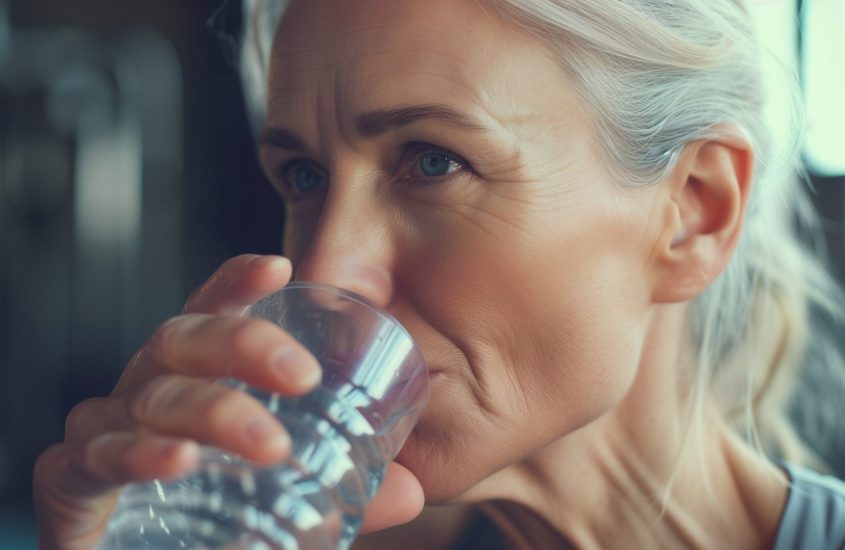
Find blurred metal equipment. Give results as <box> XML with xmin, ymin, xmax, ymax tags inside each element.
<box><xmin>0</xmin><ymin>0</ymin><xmax>183</xmax><ymax>531</ymax></box>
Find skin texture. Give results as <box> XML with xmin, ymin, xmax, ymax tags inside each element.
<box><xmin>33</xmin><ymin>0</ymin><xmax>788</xmax><ymax>548</ymax></box>
<box><xmin>262</xmin><ymin>0</ymin><xmax>788</xmax><ymax>547</ymax></box>
<box><xmin>264</xmin><ymin>0</ymin><xmax>655</xmax><ymax>502</ymax></box>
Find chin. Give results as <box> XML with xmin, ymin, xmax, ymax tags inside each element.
<box><xmin>394</xmin><ymin>424</ymin><xmax>487</xmax><ymax>504</ymax></box>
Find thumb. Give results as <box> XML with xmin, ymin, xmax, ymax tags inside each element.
<box><xmin>360</xmin><ymin>461</ymin><xmax>424</xmax><ymax>533</ymax></box>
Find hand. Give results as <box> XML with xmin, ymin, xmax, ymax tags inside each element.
<box><xmin>33</xmin><ymin>254</ymin><xmax>424</xmax><ymax>550</ymax></box>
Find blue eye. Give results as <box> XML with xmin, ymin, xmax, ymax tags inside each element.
<box><xmin>283</xmin><ymin>161</ymin><xmax>327</xmax><ymax>193</ymax></box>
<box><xmin>413</xmin><ymin>148</ymin><xmax>465</xmax><ymax>179</ymax></box>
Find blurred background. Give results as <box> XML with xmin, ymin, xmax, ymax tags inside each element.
<box><xmin>0</xmin><ymin>0</ymin><xmax>843</xmax><ymax>547</ymax></box>
<box><xmin>0</xmin><ymin>0</ymin><xmax>283</xmax><ymax>546</ymax></box>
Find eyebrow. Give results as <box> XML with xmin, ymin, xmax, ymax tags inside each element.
<box><xmin>356</xmin><ymin>104</ymin><xmax>487</xmax><ymax>136</ymax></box>
<box><xmin>258</xmin><ymin>127</ymin><xmax>307</xmax><ymax>153</ymax></box>
<box><xmin>258</xmin><ymin>104</ymin><xmax>488</xmax><ymax>152</ymax></box>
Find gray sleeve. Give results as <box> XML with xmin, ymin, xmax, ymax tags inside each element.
<box><xmin>773</xmin><ymin>463</ymin><xmax>845</xmax><ymax>550</ymax></box>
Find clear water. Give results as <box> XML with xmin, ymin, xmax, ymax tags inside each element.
<box><xmin>100</xmin><ymin>384</ymin><xmax>388</xmax><ymax>550</ymax></box>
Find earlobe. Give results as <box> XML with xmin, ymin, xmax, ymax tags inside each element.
<box><xmin>651</xmin><ymin>128</ymin><xmax>754</xmax><ymax>304</ymax></box>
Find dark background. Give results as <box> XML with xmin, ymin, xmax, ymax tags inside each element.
<box><xmin>1</xmin><ymin>0</ymin><xmax>283</xmax><ymax>546</ymax></box>
<box><xmin>0</xmin><ymin>1</ymin><xmax>843</xmax><ymax>548</ymax></box>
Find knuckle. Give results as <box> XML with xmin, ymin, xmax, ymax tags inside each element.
<box><xmin>199</xmin><ymin>388</ymin><xmax>248</xmax><ymax>426</ymax></box>
<box><xmin>32</xmin><ymin>443</ymin><xmax>71</xmax><ymax>491</ymax></box>
<box><xmin>227</xmin><ymin>254</ymin><xmax>258</xmax><ymax>271</ymax></box>
<box><xmin>184</xmin><ymin>285</ymin><xmax>208</xmax><ymax>311</ymax></box>
<box><xmin>129</xmin><ymin>376</ymin><xmax>181</xmax><ymax>423</ymax></box>
<box><xmin>32</xmin><ymin>444</ymin><xmax>99</xmax><ymax>534</ymax></box>
<box><xmin>208</xmin><ymin>256</ymin><xmax>252</xmax><ymax>291</ymax></box>
<box><xmin>184</xmin><ymin>259</ymin><xmax>242</xmax><ymax>310</ymax></box>
<box><xmin>147</xmin><ymin>317</ymin><xmax>184</xmax><ymax>359</ymax></box>
<box><xmin>64</xmin><ymin>398</ymin><xmax>105</xmax><ymax>438</ymax></box>
<box><xmin>228</xmin><ymin>319</ymin><xmax>270</xmax><ymax>358</ymax></box>
<box><xmin>183</xmin><ymin>255</ymin><xmax>261</xmax><ymax>313</ymax></box>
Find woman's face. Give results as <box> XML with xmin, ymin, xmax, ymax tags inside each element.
<box><xmin>260</xmin><ymin>0</ymin><xmax>667</xmax><ymax>501</ymax></box>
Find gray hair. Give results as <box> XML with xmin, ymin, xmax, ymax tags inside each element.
<box><xmin>239</xmin><ymin>0</ymin><xmax>845</xmax><ymax>488</ymax></box>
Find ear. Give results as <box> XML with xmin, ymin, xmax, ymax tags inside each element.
<box><xmin>651</xmin><ymin>127</ymin><xmax>754</xmax><ymax>303</ymax></box>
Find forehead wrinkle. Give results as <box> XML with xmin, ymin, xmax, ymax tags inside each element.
<box><xmin>313</xmin><ymin>77</ymin><xmax>338</xmax><ymax>159</ymax></box>
<box><xmin>273</xmin><ymin>10</ymin><xmax>488</xmax><ymax>83</ymax></box>
<box><xmin>360</xmin><ymin>67</ymin><xmax>516</xmax><ymax>131</ymax></box>
<box><xmin>268</xmin><ymin>1</ymin><xmax>567</xmax><ymax>168</ymax></box>
<box><xmin>277</xmin><ymin>24</ymin><xmax>401</xmax><ymax>58</ymax></box>
<box><xmin>272</xmin><ymin>38</ymin><xmax>492</xmax><ymax>105</ymax></box>
<box><xmin>274</xmin><ymin>49</ymin><xmax>423</xmax><ymax>81</ymax></box>
<box><xmin>278</xmin><ymin>19</ymin><xmax>492</xmax><ymax>58</ymax></box>
<box><xmin>333</xmin><ymin>69</ymin><xmax>358</xmax><ymax>150</ymax></box>
<box><xmin>356</xmin><ymin>104</ymin><xmax>488</xmax><ymax>136</ymax></box>
<box><xmin>272</xmin><ymin>6</ymin><xmax>505</xmax><ymax>94</ymax></box>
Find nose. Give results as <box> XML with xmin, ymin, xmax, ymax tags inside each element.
<box><xmin>292</xmin><ymin>193</ymin><xmax>395</xmax><ymax>310</ymax></box>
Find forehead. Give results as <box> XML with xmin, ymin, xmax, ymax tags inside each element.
<box><xmin>266</xmin><ymin>0</ymin><xmax>576</xmax><ymax>127</ymax></box>
<box><xmin>273</xmin><ymin>0</ymin><xmax>507</xmax><ymax>77</ymax></box>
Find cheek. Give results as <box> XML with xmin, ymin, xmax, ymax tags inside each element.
<box><xmin>512</xmin><ymin>250</ymin><xmax>649</xmax><ymax>427</ymax></box>
<box><xmin>470</xmin><ymin>225</ymin><xmax>647</xmax><ymax>427</ymax></box>
<box><xmin>406</xmin><ymin>202</ymin><xmax>649</xmax><ymax>395</ymax></box>
<box><xmin>394</xmin><ymin>197</ymin><xmax>652</xmax><ymax>498</ymax></box>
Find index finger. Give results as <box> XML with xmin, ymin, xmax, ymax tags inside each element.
<box><xmin>183</xmin><ymin>254</ymin><xmax>292</xmax><ymax>315</ymax></box>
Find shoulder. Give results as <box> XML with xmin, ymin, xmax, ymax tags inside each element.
<box><xmin>773</xmin><ymin>462</ymin><xmax>845</xmax><ymax>550</ymax></box>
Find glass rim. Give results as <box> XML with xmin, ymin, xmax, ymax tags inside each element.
<box><xmin>283</xmin><ymin>281</ymin><xmax>422</xmax><ymax>358</ymax></box>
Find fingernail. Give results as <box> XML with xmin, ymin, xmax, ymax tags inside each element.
<box><xmin>251</xmin><ymin>255</ymin><xmax>289</xmax><ymax>270</ymax></box>
<box><xmin>273</xmin><ymin>346</ymin><xmax>322</xmax><ymax>389</ymax></box>
<box><xmin>242</xmin><ymin>416</ymin><xmax>289</xmax><ymax>451</ymax></box>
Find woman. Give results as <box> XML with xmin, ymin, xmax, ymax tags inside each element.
<box><xmin>33</xmin><ymin>0</ymin><xmax>845</xmax><ymax>548</ymax></box>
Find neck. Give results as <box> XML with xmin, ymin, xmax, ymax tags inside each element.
<box><xmin>455</xmin><ymin>303</ymin><xmax>789</xmax><ymax>549</ymax></box>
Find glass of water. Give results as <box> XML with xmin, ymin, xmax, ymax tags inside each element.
<box><xmin>100</xmin><ymin>282</ymin><xmax>430</xmax><ymax>550</ymax></box>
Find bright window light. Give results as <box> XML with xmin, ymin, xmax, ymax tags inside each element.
<box><xmin>749</xmin><ymin>0</ymin><xmax>845</xmax><ymax>176</ymax></box>
<box><xmin>803</xmin><ymin>0</ymin><xmax>845</xmax><ymax>175</ymax></box>
<box><xmin>748</xmin><ymin>0</ymin><xmax>800</xmax><ymax>172</ymax></box>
